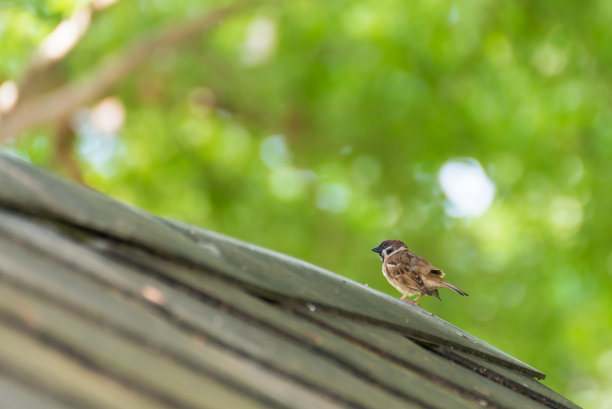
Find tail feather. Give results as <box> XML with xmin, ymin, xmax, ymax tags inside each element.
<box><xmin>443</xmin><ymin>282</ymin><xmax>468</xmax><ymax>296</ymax></box>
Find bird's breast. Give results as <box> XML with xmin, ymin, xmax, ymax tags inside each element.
<box><xmin>381</xmin><ymin>263</ymin><xmax>390</xmax><ymax>279</ymax></box>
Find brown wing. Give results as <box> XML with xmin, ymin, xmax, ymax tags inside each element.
<box><xmin>406</xmin><ymin>252</ymin><xmax>445</xmax><ymax>278</ymax></box>
<box><xmin>385</xmin><ymin>251</ymin><xmax>433</xmax><ymax>295</ymax></box>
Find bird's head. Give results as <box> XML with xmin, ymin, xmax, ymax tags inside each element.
<box><xmin>371</xmin><ymin>239</ymin><xmax>407</xmax><ymax>261</ymax></box>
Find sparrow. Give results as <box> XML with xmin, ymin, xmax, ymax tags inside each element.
<box><xmin>371</xmin><ymin>239</ymin><xmax>468</xmax><ymax>305</ymax></box>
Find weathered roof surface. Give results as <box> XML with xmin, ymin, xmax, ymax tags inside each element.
<box><xmin>0</xmin><ymin>152</ymin><xmax>581</xmax><ymax>409</ymax></box>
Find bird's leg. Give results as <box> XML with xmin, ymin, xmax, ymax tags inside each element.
<box><xmin>412</xmin><ymin>294</ymin><xmax>425</xmax><ymax>304</ymax></box>
<box><xmin>401</xmin><ymin>294</ymin><xmax>421</xmax><ymax>306</ymax></box>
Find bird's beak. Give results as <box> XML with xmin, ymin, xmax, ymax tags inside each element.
<box><xmin>371</xmin><ymin>246</ymin><xmax>381</xmax><ymax>253</ymax></box>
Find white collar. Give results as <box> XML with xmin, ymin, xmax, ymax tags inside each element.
<box><xmin>386</xmin><ymin>246</ymin><xmax>407</xmax><ymax>258</ymax></box>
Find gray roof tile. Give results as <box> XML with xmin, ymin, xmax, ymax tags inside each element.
<box><xmin>0</xmin><ymin>153</ymin><xmax>580</xmax><ymax>409</ymax></box>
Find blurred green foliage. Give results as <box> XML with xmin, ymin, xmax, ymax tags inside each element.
<box><xmin>2</xmin><ymin>1</ymin><xmax>612</xmax><ymax>407</ymax></box>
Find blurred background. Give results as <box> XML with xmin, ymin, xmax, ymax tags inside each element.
<box><xmin>1</xmin><ymin>1</ymin><xmax>611</xmax><ymax>407</ymax></box>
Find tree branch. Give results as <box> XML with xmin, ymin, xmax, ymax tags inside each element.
<box><xmin>52</xmin><ymin>115</ymin><xmax>84</xmax><ymax>184</ymax></box>
<box><xmin>0</xmin><ymin>4</ymin><xmax>248</xmax><ymax>142</ymax></box>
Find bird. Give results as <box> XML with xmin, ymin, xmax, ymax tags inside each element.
<box><xmin>371</xmin><ymin>239</ymin><xmax>468</xmax><ymax>305</ymax></box>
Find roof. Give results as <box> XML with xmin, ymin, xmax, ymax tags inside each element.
<box><xmin>0</xmin><ymin>152</ymin><xmax>581</xmax><ymax>409</ymax></box>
